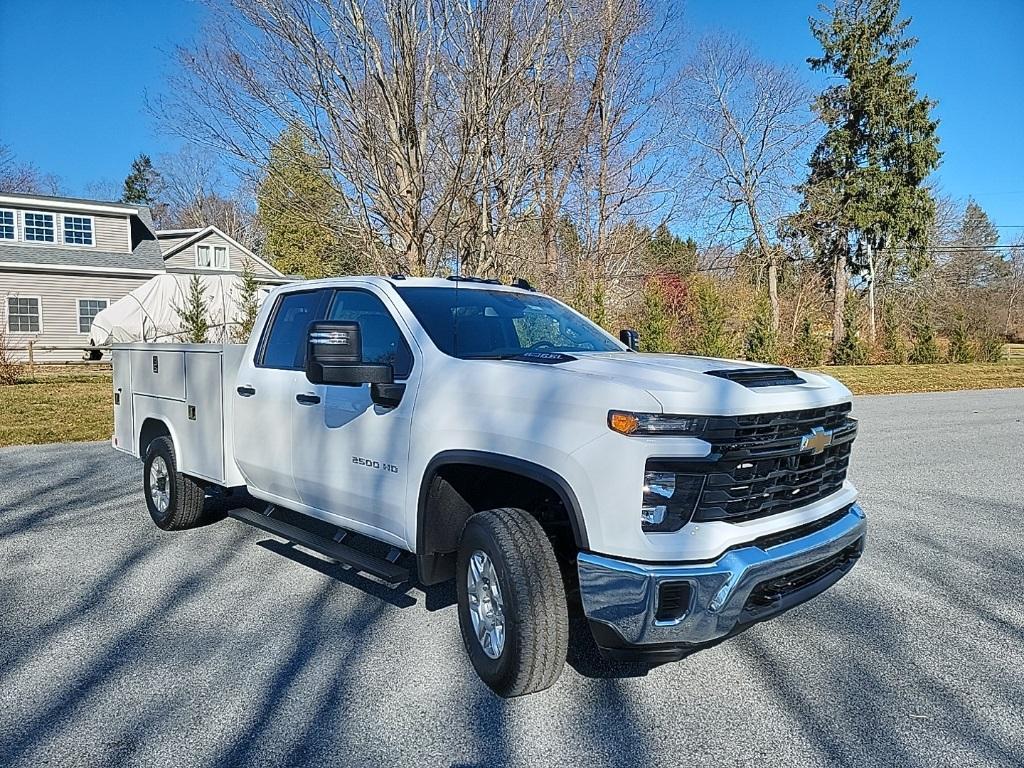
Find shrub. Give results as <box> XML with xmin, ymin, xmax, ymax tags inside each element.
<box><xmin>0</xmin><ymin>327</ymin><xmax>22</xmax><ymax>385</ymax></box>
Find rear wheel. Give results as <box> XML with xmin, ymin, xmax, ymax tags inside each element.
<box><xmin>456</xmin><ymin>508</ymin><xmax>569</xmax><ymax>697</ymax></box>
<box><xmin>143</xmin><ymin>436</ymin><xmax>205</xmax><ymax>530</ymax></box>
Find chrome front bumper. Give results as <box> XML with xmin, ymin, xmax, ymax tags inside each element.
<box><xmin>577</xmin><ymin>504</ymin><xmax>867</xmax><ymax>650</ymax></box>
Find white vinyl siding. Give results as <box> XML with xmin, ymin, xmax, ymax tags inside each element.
<box><xmin>77</xmin><ymin>298</ymin><xmax>108</xmax><ymax>333</ymax></box>
<box><xmin>0</xmin><ymin>207</ymin><xmax>131</xmax><ymax>250</ymax></box>
<box><xmin>0</xmin><ymin>210</ymin><xmax>15</xmax><ymax>240</ymax></box>
<box><xmin>1</xmin><ymin>271</ymin><xmax>150</xmax><ymax>361</ymax></box>
<box><xmin>23</xmin><ymin>212</ymin><xmax>55</xmax><ymax>242</ymax></box>
<box><xmin>7</xmin><ymin>295</ymin><xmax>41</xmax><ymax>332</ymax></box>
<box><xmin>63</xmin><ymin>215</ymin><xmax>95</xmax><ymax>246</ymax></box>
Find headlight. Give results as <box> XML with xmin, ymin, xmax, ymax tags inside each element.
<box><xmin>642</xmin><ymin>469</ymin><xmax>705</xmax><ymax>532</ymax></box>
<box><xmin>609</xmin><ymin>411</ymin><xmax>707</xmax><ymax>436</ymax></box>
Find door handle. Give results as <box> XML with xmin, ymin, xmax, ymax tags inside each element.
<box><xmin>295</xmin><ymin>393</ymin><xmax>321</xmax><ymax>405</ymax></box>
<box><xmin>237</xmin><ymin>385</ymin><xmax>256</xmax><ymax>397</ymax></box>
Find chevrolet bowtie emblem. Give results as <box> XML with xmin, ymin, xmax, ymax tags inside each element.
<box><xmin>800</xmin><ymin>426</ymin><xmax>833</xmax><ymax>455</ymax></box>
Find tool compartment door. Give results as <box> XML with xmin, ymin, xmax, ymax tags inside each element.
<box><xmin>112</xmin><ymin>348</ymin><xmax>134</xmax><ymax>453</ymax></box>
<box><xmin>130</xmin><ymin>349</ymin><xmax>186</xmax><ymax>400</ymax></box>
<box><xmin>177</xmin><ymin>350</ymin><xmax>225</xmax><ymax>483</ymax></box>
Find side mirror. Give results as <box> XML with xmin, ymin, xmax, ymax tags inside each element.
<box><xmin>619</xmin><ymin>328</ymin><xmax>640</xmax><ymax>351</ymax></box>
<box><xmin>305</xmin><ymin>321</ymin><xmax>394</xmax><ymax>386</ymax></box>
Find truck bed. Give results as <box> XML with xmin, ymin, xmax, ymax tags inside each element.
<box><xmin>112</xmin><ymin>343</ymin><xmax>247</xmax><ymax>487</ymax></box>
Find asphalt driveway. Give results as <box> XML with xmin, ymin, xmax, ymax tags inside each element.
<box><xmin>1</xmin><ymin>389</ymin><xmax>1022</xmax><ymax>768</ymax></box>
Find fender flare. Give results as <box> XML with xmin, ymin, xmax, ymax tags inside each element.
<box><xmin>137</xmin><ymin>416</ymin><xmax>178</xmax><ymax>459</ymax></box>
<box><xmin>416</xmin><ymin>449</ymin><xmax>589</xmax><ymax>554</ymax></box>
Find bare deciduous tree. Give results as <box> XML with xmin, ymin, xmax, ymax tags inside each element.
<box><xmin>677</xmin><ymin>35</ymin><xmax>816</xmax><ymax>332</ymax></box>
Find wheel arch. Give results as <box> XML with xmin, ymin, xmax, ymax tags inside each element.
<box><xmin>415</xmin><ymin>450</ymin><xmax>588</xmax><ymax>585</ymax></box>
<box><xmin>138</xmin><ymin>417</ymin><xmax>177</xmax><ymax>459</ymax></box>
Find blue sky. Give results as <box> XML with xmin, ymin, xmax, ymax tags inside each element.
<box><xmin>1</xmin><ymin>0</ymin><xmax>1022</xmax><ymax>240</ymax></box>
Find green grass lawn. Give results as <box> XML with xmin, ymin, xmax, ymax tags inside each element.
<box><xmin>0</xmin><ymin>368</ymin><xmax>114</xmax><ymax>447</ymax></box>
<box><xmin>1</xmin><ymin>361</ymin><xmax>1022</xmax><ymax>447</ymax></box>
<box><xmin>813</xmin><ymin>362</ymin><xmax>1024</xmax><ymax>395</ymax></box>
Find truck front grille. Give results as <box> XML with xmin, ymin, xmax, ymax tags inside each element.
<box><xmin>648</xmin><ymin>403</ymin><xmax>857</xmax><ymax>525</ymax></box>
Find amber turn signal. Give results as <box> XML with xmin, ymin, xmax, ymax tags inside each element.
<box><xmin>608</xmin><ymin>411</ymin><xmax>640</xmax><ymax>435</ymax></box>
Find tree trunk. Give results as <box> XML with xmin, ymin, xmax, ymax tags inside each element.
<box><xmin>832</xmin><ymin>246</ymin><xmax>848</xmax><ymax>351</ymax></box>
<box><xmin>867</xmin><ymin>249</ymin><xmax>876</xmax><ymax>345</ymax></box>
<box><xmin>748</xmin><ymin>207</ymin><xmax>780</xmax><ymax>332</ymax></box>
<box><xmin>767</xmin><ymin>258</ymin><xmax>780</xmax><ymax>334</ymax></box>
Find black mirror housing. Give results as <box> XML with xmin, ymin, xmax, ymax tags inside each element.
<box><xmin>619</xmin><ymin>328</ymin><xmax>640</xmax><ymax>351</ymax></box>
<box><xmin>305</xmin><ymin>320</ymin><xmax>395</xmax><ymax>386</ymax></box>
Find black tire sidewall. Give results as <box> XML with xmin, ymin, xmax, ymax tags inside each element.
<box><xmin>143</xmin><ymin>439</ymin><xmax>177</xmax><ymax>530</ymax></box>
<box><xmin>456</xmin><ymin>519</ymin><xmax>522</xmax><ymax>689</ymax></box>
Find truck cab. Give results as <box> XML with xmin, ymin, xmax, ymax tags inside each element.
<box><xmin>112</xmin><ymin>276</ymin><xmax>866</xmax><ymax>697</ymax></box>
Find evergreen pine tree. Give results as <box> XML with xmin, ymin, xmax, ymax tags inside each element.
<box><xmin>793</xmin><ymin>316</ymin><xmax>826</xmax><ymax>367</ymax></box>
<box><xmin>686</xmin><ymin>277</ymin><xmax>733</xmax><ymax>358</ymax></box>
<box><xmin>122</xmin><ymin>153</ymin><xmax>159</xmax><ymax>205</ymax></box>
<box><xmin>833</xmin><ymin>298</ymin><xmax>868</xmax><ymax>365</ymax></box>
<box><xmin>637</xmin><ymin>279</ymin><xmax>672</xmax><ymax>353</ymax></box>
<box><xmin>881</xmin><ymin>298</ymin><xmax>908</xmax><ymax>364</ymax></box>
<box><xmin>947</xmin><ymin>310</ymin><xmax>974</xmax><ymax>363</ymax></box>
<box><xmin>647</xmin><ymin>223</ymin><xmax>698</xmax><ymax>277</ymax></box>
<box><xmin>175</xmin><ymin>275</ymin><xmax>210</xmax><ymax>344</ymax></box>
<box><xmin>233</xmin><ymin>260</ymin><xmax>262</xmax><ymax>343</ymax></box>
<box><xmin>909</xmin><ymin>304</ymin><xmax>940</xmax><ymax>364</ymax></box>
<box><xmin>793</xmin><ymin>0</ymin><xmax>941</xmax><ymax>352</ymax></box>
<box><xmin>977</xmin><ymin>334</ymin><xmax>1005</xmax><ymax>363</ymax></box>
<box><xmin>257</xmin><ymin>125</ymin><xmax>353</xmax><ymax>278</ymax></box>
<box><xmin>744</xmin><ymin>292</ymin><xmax>779</xmax><ymax>363</ymax></box>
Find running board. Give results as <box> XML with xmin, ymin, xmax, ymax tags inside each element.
<box><xmin>229</xmin><ymin>506</ymin><xmax>410</xmax><ymax>584</ymax></box>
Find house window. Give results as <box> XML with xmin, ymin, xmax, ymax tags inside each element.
<box><xmin>7</xmin><ymin>296</ymin><xmax>41</xmax><ymax>332</ymax></box>
<box><xmin>0</xmin><ymin>210</ymin><xmax>15</xmax><ymax>241</ymax></box>
<box><xmin>197</xmin><ymin>244</ymin><xmax>229</xmax><ymax>269</ymax></box>
<box><xmin>63</xmin><ymin>215</ymin><xmax>94</xmax><ymax>246</ymax></box>
<box><xmin>78</xmin><ymin>298</ymin><xmax>108</xmax><ymax>333</ymax></box>
<box><xmin>23</xmin><ymin>212</ymin><xmax>55</xmax><ymax>242</ymax></box>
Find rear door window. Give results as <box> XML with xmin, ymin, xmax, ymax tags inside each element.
<box><xmin>258</xmin><ymin>289</ymin><xmax>330</xmax><ymax>369</ymax></box>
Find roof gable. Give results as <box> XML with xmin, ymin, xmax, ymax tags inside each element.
<box><xmin>160</xmin><ymin>225</ymin><xmax>283</xmax><ymax>276</ymax></box>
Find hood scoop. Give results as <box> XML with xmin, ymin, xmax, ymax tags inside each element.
<box><xmin>705</xmin><ymin>367</ymin><xmax>805</xmax><ymax>388</ymax></box>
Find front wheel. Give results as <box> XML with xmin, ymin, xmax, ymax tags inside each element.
<box><xmin>143</xmin><ymin>436</ymin><xmax>206</xmax><ymax>530</ymax></box>
<box><xmin>456</xmin><ymin>508</ymin><xmax>569</xmax><ymax>697</ymax></box>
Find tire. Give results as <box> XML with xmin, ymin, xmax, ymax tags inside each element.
<box><xmin>456</xmin><ymin>508</ymin><xmax>569</xmax><ymax>697</ymax></box>
<box><xmin>143</xmin><ymin>436</ymin><xmax>206</xmax><ymax>531</ymax></box>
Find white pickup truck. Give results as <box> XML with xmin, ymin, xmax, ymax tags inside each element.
<box><xmin>112</xmin><ymin>276</ymin><xmax>866</xmax><ymax>697</ymax></box>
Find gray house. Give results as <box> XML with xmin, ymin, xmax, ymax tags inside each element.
<box><xmin>0</xmin><ymin>192</ymin><xmax>286</xmax><ymax>362</ymax></box>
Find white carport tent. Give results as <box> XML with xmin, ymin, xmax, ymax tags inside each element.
<box><xmin>88</xmin><ymin>273</ymin><xmax>270</xmax><ymax>346</ymax></box>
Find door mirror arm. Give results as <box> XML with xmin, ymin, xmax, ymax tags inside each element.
<box><xmin>371</xmin><ymin>382</ymin><xmax>406</xmax><ymax>408</ymax></box>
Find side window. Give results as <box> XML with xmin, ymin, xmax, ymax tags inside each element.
<box><xmin>327</xmin><ymin>290</ymin><xmax>413</xmax><ymax>379</ymax></box>
<box><xmin>259</xmin><ymin>290</ymin><xmax>329</xmax><ymax>369</ymax></box>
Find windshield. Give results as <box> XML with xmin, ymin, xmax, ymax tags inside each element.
<box><xmin>395</xmin><ymin>287</ymin><xmax>622</xmax><ymax>359</ymax></box>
